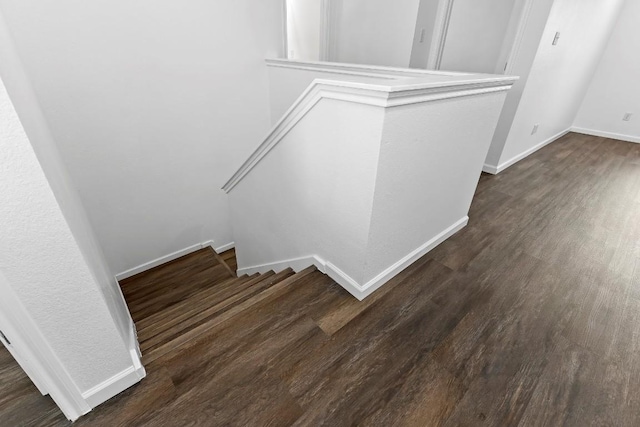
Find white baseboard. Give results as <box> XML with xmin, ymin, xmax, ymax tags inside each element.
<box><xmin>483</xmin><ymin>128</ymin><xmax>571</xmax><ymax>175</ymax></box>
<box><xmin>237</xmin><ymin>254</ymin><xmax>327</xmax><ymax>276</ymax></box>
<box><xmin>482</xmin><ymin>163</ymin><xmax>499</xmax><ymax>174</ymax></box>
<box><xmin>571</xmin><ymin>127</ymin><xmax>640</xmax><ymax>144</ymax></box>
<box><xmin>237</xmin><ymin>216</ymin><xmax>468</xmax><ymax>301</ymax></box>
<box><xmin>115</xmin><ymin>240</ymin><xmax>216</xmax><ymax>281</ymax></box>
<box><xmin>81</xmin><ymin>321</ymin><xmax>146</xmax><ymax>409</ymax></box>
<box><xmin>214</xmin><ymin>241</ymin><xmax>235</xmax><ymax>253</ymax></box>
<box><xmin>81</xmin><ymin>365</ymin><xmax>145</xmax><ymax>409</ymax></box>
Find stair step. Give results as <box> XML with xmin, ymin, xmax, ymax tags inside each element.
<box><xmin>139</xmin><ymin>268</ymin><xmax>295</xmax><ymax>354</ymax></box>
<box><xmin>134</xmin><ymin>273</ymin><xmax>258</xmax><ymax>333</ymax></box>
<box><xmin>212</xmin><ymin>248</ymin><xmax>237</xmax><ymax>278</ymax></box>
<box><xmin>142</xmin><ymin>266</ymin><xmax>316</xmax><ymax>365</ymax></box>
<box><xmin>219</xmin><ymin>248</ymin><xmax>238</xmax><ymax>273</ymax></box>
<box><xmin>136</xmin><ymin>272</ymin><xmax>265</xmax><ymax>338</ymax></box>
<box><xmin>124</xmin><ymin>261</ymin><xmax>233</xmax><ymax>308</ymax></box>
<box><xmin>121</xmin><ymin>248</ymin><xmax>221</xmax><ymax>297</ymax></box>
<box><xmin>127</xmin><ymin>264</ymin><xmax>234</xmax><ymax>321</ymax></box>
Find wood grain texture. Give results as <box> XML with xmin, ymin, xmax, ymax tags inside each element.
<box><xmin>1</xmin><ymin>133</ymin><xmax>640</xmax><ymax>426</ymax></box>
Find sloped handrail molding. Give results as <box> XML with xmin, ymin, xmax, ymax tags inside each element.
<box><xmin>223</xmin><ymin>75</ymin><xmax>515</xmax><ymax>193</ymax></box>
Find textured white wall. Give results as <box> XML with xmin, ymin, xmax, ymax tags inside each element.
<box><xmin>492</xmin><ymin>0</ymin><xmax>625</xmax><ymax>167</ymax></box>
<box><xmin>0</xmin><ymin>78</ymin><xmax>132</xmax><ymax>392</ymax></box>
<box><xmin>0</xmin><ymin>0</ymin><xmax>284</xmax><ymax>276</ymax></box>
<box><xmin>574</xmin><ymin>0</ymin><xmax>640</xmax><ymax>142</ymax></box>
<box><xmin>0</xmin><ymin>8</ymin><xmax>133</xmax><ymax>356</ymax></box>
<box><xmin>330</xmin><ymin>0</ymin><xmax>420</xmax><ymax>67</ymax></box>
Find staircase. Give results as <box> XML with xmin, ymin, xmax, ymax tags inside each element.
<box><xmin>119</xmin><ymin>247</ymin><xmax>316</xmax><ymax>365</ymax></box>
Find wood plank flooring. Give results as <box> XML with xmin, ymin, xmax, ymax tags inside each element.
<box><xmin>2</xmin><ymin>133</ymin><xmax>640</xmax><ymax>426</ymax></box>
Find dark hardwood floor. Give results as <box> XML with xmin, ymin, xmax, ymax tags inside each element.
<box><xmin>2</xmin><ymin>133</ymin><xmax>640</xmax><ymax>426</ymax></box>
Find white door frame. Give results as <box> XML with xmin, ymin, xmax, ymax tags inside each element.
<box><xmin>502</xmin><ymin>0</ymin><xmax>535</xmax><ymax>74</ymax></box>
<box><xmin>319</xmin><ymin>0</ymin><xmax>333</xmax><ymax>61</ymax></box>
<box><xmin>427</xmin><ymin>0</ymin><xmax>456</xmax><ymax>70</ymax></box>
<box><xmin>282</xmin><ymin>0</ymin><xmax>289</xmax><ymax>58</ymax></box>
<box><xmin>427</xmin><ymin>0</ymin><xmax>534</xmax><ymax>73</ymax></box>
<box><xmin>282</xmin><ymin>0</ymin><xmax>333</xmax><ymax>61</ymax></box>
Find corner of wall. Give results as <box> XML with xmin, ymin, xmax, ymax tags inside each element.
<box><xmin>81</xmin><ymin>320</ymin><xmax>146</xmax><ymax>409</ymax></box>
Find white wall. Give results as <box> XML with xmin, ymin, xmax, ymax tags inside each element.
<box><xmin>230</xmin><ymin>98</ymin><xmax>384</xmax><ymax>283</ymax></box>
<box><xmin>0</xmin><ymin>74</ymin><xmax>132</xmax><ymax>395</ymax></box>
<box><xmin>487</xmin><ymin>0</ymin><xmax>626</xmax><ymax>170</ymax></box>
<box><xmin>574</xmin><ymin>0</ymin><xmax>640</xmax><ymax>142</ymax></box>
<box><xmin>287</xmin><ymin>0</ymin><xmax>322</xmax><ymax>61</ymax></box>
<box><xmin>484</xmin><ymin>0</ymin><xmax>555</xmax><ymax>168</ymax></box>
<box><xmin>409</xmin><ymin>0</ymin><xmax>440</xmax><ymax>69</ymax></box>
<box><xmin>330</xmin><ymin>0</ymin><xmax>420</xmax><ymax>67</ymax></box>
<box><xmin>439</xmin><ymin>0</ymin><xmax>517</xmax><ymax>74</ymax></box>
<box><xmin>0</xmin><ymin>8</ymin><xmax>133</xmax><ymax>356</ymax></box>
<box><xmin>0</xmin><ymin>0</ymin><xmax>284</xmax><ymax>276</ymax></box>
<box><xmin>364</xmin><ymin>92</ymin><xmax>506</xmax><ymax>282</ymax></box>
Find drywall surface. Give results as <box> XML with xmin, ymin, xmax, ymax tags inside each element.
<box><xmin>484</xmin><ymin>0</ymin><xmax>555</xmax><ymax>168</ymax></box>
<box><xmin>0</xmin><ymin>0</ymin><xmax>283</xmax><ymax>275</ymax></box>
<box><xmin>0</xmin><ymin>77</ymin><xmax>132</xmax><ymax>392</ymax></box>
<box><xmin>574</xmin><ymin>0</ymin><xmax>640</xmax><ymax>141</ymax></box>
<box><xmin>229</xmin><ymin>98</ymin><xmax>384</xmax><ymax>283</ymax></box>
<box><xmin>364</xmin><ymin>92</ymin><xmax>507</xmax><ymax>282</ymax></box>
<box><xmin>409</xmin><ymin>0</ymin><xmax>440</xmax><ymax>69</ymax></box>
<box><xmin>329</xmin><ymin>0</ymin><xmax>420</xmax><ymax>67</ymax></box>
<box><xmin>0</xmin><ymin>9</ymin><xmax>133</xmax><ymax>356</ymax></box>
<box><xmin>286</xmin><ymin>0</ymin><xmax>322</xmax><ymax>61</ymax></box>
<box><xmin>440</xmin><ymin>0</ymin><xmax>517</xmax><ymax>73</ymax></box>
<box><xmin>267</xmin><ymin>65</ymin><xmax>393</xmax><ymax>123</ymax></box>
<box><xmin>494</xmin><ymin>0</ymin><xmax>625</xmax><ymax>167</ymax></box>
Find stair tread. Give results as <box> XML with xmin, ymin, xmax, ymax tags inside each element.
<box><xmin>127</xmin><ymin>264</ymin><xmax>234</xmax><ymax>321</ymax></box>
<box><xmin>135</xmin><ymin>273</ymin><xmax>259</xmax><ymax>333</ymax></box>
<box><xmin>212</xmin><ymin>248</ymin><xmax>237</xmax><ymax>278</ymax></box>
<box><xmin>124</xmin><ymin>262</ymin><xmax>233</xmax><ymax>307</ymax></box>
<box><xmin>121</xmin><ymin>248</ymin><xmax>223</xmax><ymax>296</ymax></box>
<box><xmin>219</xmin><ymin>248</ymin><xmax>238</xmax><ymax>272</ymax></box>
<box><xmin>142</xmin><ymin>266</ymin><xmax>316</xmax><ymax>365</ymax></box>
<box><xmin>136</xmin><ymin>272</ymin><xmax>266</xmax><ymax>336</ymax></box>
<box><xmin>139</xmin><ymin>268</ymin><xmax>295</xmax><ymax>352</ymax></box>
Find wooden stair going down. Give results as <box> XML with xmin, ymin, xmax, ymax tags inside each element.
<box><xmin>119</xmin><ymin>247</ymin><xmax>314</xmax><ymax>365</ymax></box>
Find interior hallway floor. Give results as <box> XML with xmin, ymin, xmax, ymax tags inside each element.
<box><xmin>1</xmin><ymin>132</ymin><xmax>640</xmax><ymax>426</ymax></box>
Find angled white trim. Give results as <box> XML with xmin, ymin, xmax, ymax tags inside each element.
<box><xmin>483</xmin><ymin>128</ymin><xmax>570</xmax><ymax>174</ymax></box>
<box><xmin>571</xmin><ymin>127</ymin><xmax>640</xmax><ymax>144</ymax></box>
<box><xmin>214</xmin><ymin>241</ymin><xmax>236</xmax><ymax>253</ymax></box>
<box><xmin>236</xmin><ymin>216</ymin><xmax>468</xmax><ymax>301</ymax></box>
<box><xmin>223</xmin><ymin>75</ymin><xmax>515</xmax><ymax>193</ymax></box>
<box><xmin>266</xmin><ymin>58</ymin><xmax>470</xmax><ymax>78</ymax></box>
<box><xmin>81</xmin><ymin>365</ymin><xmax>145</xmax><ymax>409</ymax></box>
<box><xmin>115</xmin><ymin>240</ymin><xmax>216</xmax><ymax>281</ymax></box>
